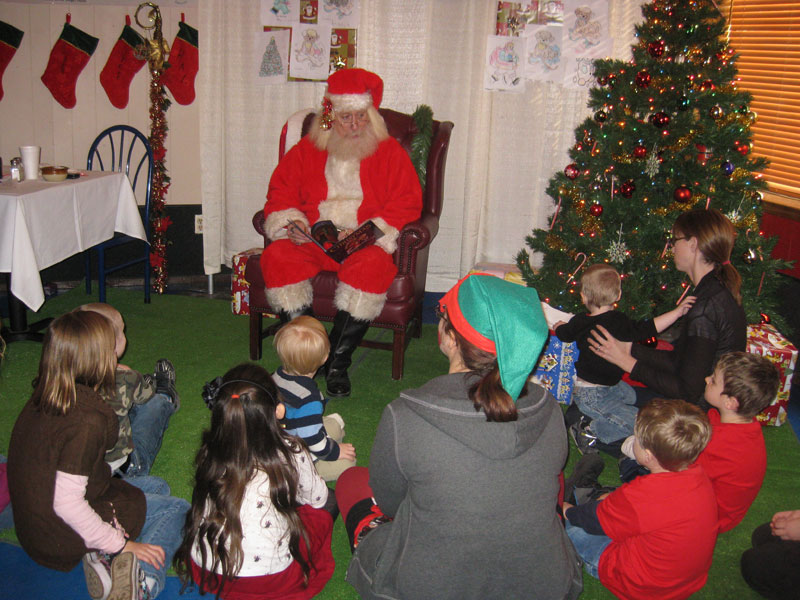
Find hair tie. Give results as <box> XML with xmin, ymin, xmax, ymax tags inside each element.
<box><xmin>201</xmin><ymin>377</ymin><xmax>275</xmax><ymax>410</ymax></box>
<box><xmin>722</xmin><ymin>260</ymin><xmax>731</xmax><ymax>266</ymax></box>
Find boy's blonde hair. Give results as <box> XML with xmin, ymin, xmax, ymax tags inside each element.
<box><xmin>634</xmin><ymin>398</ymin><xmax>710</xmax><ymax>472</ymax></box>
<box><xmin>715</xmin><ymin>351</ymin><xmax>780</xmax><ymax>418</ymax></box>
<box><xmin>274</xmin><ymin>316</ymin><xmax>330</xmax><ymax>375</ymax></box>
<box><xmin>580</xmin><ymin>263</ymin><xmax>621</xmax><ymax>309</ymax></box>
<box><xmin>76</xmin><ymin>302</ymin><xmax>122</xmax><ymax>332</ymax></box>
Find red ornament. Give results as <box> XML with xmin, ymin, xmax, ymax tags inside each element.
<box><xmin>651</xmin><ymin>112</ymin><xmax>670</xmax><ymax>127</ymax></box>
<box><xmin>620</xmin><ymin>180</ymin><xmax>636</xmax><ymax>197</ymax></box>
<box><xmin>635</xmin><ymin>70</ymin><xmax>652</xmax><ymax>87</ymax></box>
<box><xmin>633</xmin><ymin>144</ymin><xmax>647</xmax><ymax>158</ymax></box>
<box><xmin>736</xmin><ymin>141</ymin><xmax>751</xmax><ymax>155</ymax></box>
<box><xmin>596</xmin><ymin>75</ymin><xmax>608</xmax><ymax>86</ymax></box>
<box><xmin>648</xmin><ymin>40</ymin><xmax>666</xmax><ymax>58</ymax></box>
<box><xmin>564</xmin><ymin>163</ymin><xmax>580</xmax><ymax>179</ymax></box>
<box><xmin>674</xmin><ymin>185</ymin><xmax>692</xmax><ymax>203</ymax></box>
<box><xmin>590</xmin><ymin>203</ymin><xmax>603</xmax><ymax>216</ymax></box>
<box><xmin>698</xmin><ymin>79</ymin><xmax>715</xmax><ymax>92</ymax></box>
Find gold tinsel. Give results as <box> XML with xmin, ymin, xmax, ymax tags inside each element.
<box><xmin>731</xmin><ymin>167</ymin><xmax>749</xmax><ymax>180</ymax></box>
<box><xmin>546</xmin><ymin>234</ymin><xmax>568</xmax><ymax>251</ymax></box>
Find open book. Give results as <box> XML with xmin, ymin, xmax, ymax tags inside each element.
<box><xmin>287</xmin><ymin>219</ymin><xmax>384</xmax><ymax>263</ymax></box>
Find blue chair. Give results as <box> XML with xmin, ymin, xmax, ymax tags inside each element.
<box><xmin>85</xmin><ymin>125</ymin><xmax>153</xmax><ymax>303</ymax></box>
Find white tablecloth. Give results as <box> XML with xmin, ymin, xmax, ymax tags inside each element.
<box><xmin>0</xmin><ymin>171</ymin><xmax>147</xmax><ymax>311</ymax></box>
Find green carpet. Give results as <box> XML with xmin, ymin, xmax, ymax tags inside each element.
<box><xmin>1</xmin><ymin>286</ymin><xmax>798</xmax><ymax>599</ymax></box>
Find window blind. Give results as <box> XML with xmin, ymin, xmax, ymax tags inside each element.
<box><xmin>727</xmin><ymin>1</ymin><xmax>800</xmax><ymax>200</ymax></box>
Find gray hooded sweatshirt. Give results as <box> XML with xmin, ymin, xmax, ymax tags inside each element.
<box><xmin>346</xmin><ymin>372</ymin><xmax>583</xmax><ymax>600</ymax></box>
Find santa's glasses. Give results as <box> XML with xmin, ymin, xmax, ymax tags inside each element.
<box><xmin>336</xmin><ymin>111</ymin><xmax>369</xmax><ymax>125</ymax></box>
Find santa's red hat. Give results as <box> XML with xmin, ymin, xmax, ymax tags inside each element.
<box><xmin>325</xmin><ymin>68</ymin><xmax>383</xmax><ymax>111</ymax></box>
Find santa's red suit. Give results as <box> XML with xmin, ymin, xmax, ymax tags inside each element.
<box><xmin>260</xmin><ymin>120</ymin><xmax>422</xmax><ymax>321</ymax></box>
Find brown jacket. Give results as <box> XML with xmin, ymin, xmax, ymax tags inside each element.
<box><xmin>8</xmin><ymin>384</ymin><xmax>145</xmax><ymax>571</ymax></box>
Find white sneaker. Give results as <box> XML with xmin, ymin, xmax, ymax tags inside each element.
<box><xmin>82</xmin><ymin>552</ymin><xmax>113</xmax><ymax>600</ymax></box>
<box><xmin>107</xmin><ymin>552</ymin><xmax>140</xmax><ymax>600</ymax></box>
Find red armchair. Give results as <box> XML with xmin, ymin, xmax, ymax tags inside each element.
<box><xmin>245</xmin><ymin>107</ymin><xmax>453</xmax><ymax>379</ymax></box>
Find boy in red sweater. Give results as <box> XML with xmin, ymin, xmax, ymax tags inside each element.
<box><xmin>695</xmin><ymin>351</ymin><xmax>780</xmax><ymax>533</ymax></box>
<box><xmin>563</xmin><ymin>399</ymin><xmax>717</xmax><ymax>600</ymax></box>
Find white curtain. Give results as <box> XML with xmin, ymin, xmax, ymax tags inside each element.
<box><xmin>199</xmin><ymin>0</ymin><xmax>645</xmax><ymax>292</ymax></box>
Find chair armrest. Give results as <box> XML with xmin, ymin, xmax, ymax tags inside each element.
<box><xmin>395</xmin><ymin>213</ymin><xmax>437</xmax><ymax>272</ymax></box>
<box><xmin>252</xmin><ymin>210</ymin><xmax>268</xmax><ymax>247</ymax></box>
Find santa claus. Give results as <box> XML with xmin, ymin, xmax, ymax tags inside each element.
<box><xmin>260</xmin><ymin>68</ymin><xmax>422</xmax><ymax>397</ymax></box>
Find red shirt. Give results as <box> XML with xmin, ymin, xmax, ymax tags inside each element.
<box><xmin>597</xmin><ymin>464</ymin><xmax>718</xmax><ymax>600</ymax></box>
<box><xmin>695</xmin><ymin>408</ymin><xmax>766</xmax><ymax>533</ymax></box>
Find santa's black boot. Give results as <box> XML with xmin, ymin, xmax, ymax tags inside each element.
<box><xmin>325</xmin><ymin>310</ymin><xmax>370</xmax><ymax>397</ymax></box>
<box><xmin>278</xmin><ymin>305</ymin><xmax>313</xmax><ymax>324</ymax></box>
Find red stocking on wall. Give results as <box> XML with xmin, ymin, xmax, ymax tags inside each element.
<box><xmin>100</xmin><ymin>15</ymin><xmax>146</xmax><ymax>109</ymax></box>
<box><xmin>161</xmin><ymin>17</ymin><xmax>198</xmax><ymax>105</ymax></box>
<box><xmin>0</xmin><ymin>20</ymin><xmax>24</xmax><ymax>102</ymax></box>
<box><xmin>41</xmin><ymin>16</ymin><xmax>99</xmax><ymax>109</ymax></box>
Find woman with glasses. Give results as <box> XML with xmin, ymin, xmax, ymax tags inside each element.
<box><xmin>588</xmin><ymin>208</ymin><xmax>746</xmax><ymax>407</ymax></box>
<box><xmin>334</xmin><ymin>273</ymin><xmax>583</xmax><ymax>600</ymax></box>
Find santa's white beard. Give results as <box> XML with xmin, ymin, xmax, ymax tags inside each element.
<box><xmin>326</xmin><ymin>125</ymin><xmax>379</xmax><ymax>161</ymax></box>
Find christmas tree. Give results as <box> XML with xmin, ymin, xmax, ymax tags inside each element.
<box><xmin>516</xmin><ymin>0</ymin><xmax>790</xmax><ymax>328</ymax></box>
<box><xmin>260</xmin><ymin>37</ymin><xmax>284</xmax><ymax>77</ymax></box>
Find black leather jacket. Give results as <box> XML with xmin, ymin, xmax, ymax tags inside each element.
<box><xmin>630</xmin><ymin>271</ymin><xmax>747</xmax><ymax>404</ymax></box>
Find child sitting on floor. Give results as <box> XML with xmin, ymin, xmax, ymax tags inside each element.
<box><xmin>7</xmin><ymin>311</ymin><xmax>188</xmax><ymax>600</ymax></box>
<box><xmin>175</xmin><ymin>363</ymin><xmax>335</xmax><ymax>600</ymax></box>
<box><xmin>694</xmin><ymin>351</ymin><xmax>779</xmax><ymax>532</ymax></box>
<box><xmin>554</xmin><ymin>263</ymin><xmax>694</xmax><ymax>453</ymax></box>
<box><xmin>619</xmin><ymin>352</ymin><xmax>780</xmax><ymax>533</ymax></box>
<box><xmin>272</xmin><ymin>316</ymin><xmax>356</xmax><ymax>481</ymax></box>
<box><xmin>77</xmin><ymin>303</ymin><xmax>179</xmax><ymax>478</ymax></box>
<box><xmin>562</xmin><ymin>398</ymin><xmax>717</xmax><ymax>599</ymax></box>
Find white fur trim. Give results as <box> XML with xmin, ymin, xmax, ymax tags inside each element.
<box><xmin>325</xmin><ymin>156</ymin><xmax>362</xmax><ymax>202</ymax></box>
<box><xmin>285</xmin><ymin>109</ymin><xmax>315</xmax><ymax>151</ymax></box>
<box><xmin>334</xmin><ymin>282</ymin><xmax>386</xmax><ymax>321</ymax></box>
<box><xmin>328</xmin><ymin>92</ymin><xmax>372</xmax><ymax>112</ymax></box>
<box><xmin>371</xmin><ymin>217</ymin><xmax>400</xmax><ymax>255</ymax></box>
<box><xmin>266</xmin><ymin>280</ymin><xmax>313</xmax><ymax>313</ymax></box>
<box><xmin>318</xmin><ymin>198</ymin><xmax>361</xmax><ymax>230</ymax></box>
<box><xmin>265</xmin><ymin>208</ymin><xmax>308</xmax><ymax>241</ymax></box>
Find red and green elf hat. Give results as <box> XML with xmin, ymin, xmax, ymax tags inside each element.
<box><xmin>438</xmin><ymin>273</ymin><xmax>548</xmax><ymax>401</ymax></box>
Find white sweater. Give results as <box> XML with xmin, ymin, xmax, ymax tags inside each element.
<box><xmin>190</xmin><ymin>449</ymin><xmax>328</xmax><ymax>577</ymax></box>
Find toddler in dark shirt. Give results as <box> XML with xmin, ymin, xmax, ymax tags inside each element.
<box><xmin>555</xmin><ymin>263</ymin><xmax>694</xmax><ymax>450</ymax></box>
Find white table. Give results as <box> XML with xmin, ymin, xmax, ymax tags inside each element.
<box><xmin>1</xmin><ymin>170</ymin><xmax>146</xmax><ymax>339</ymax></box>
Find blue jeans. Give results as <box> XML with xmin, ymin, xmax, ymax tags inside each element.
<box><xmin>566</xmin><ymin>521</ymin><xmax>612</xmax><ymax>579</ymax></box>
<box><xmin>124</xmin><ymin>394</ymin><xmax>176</xmax><ymax>478</ymax></box>
<box><xmin>125</xmin><ymin>476</ymin><xmax>189</xmax><ymax>598</ymax></box>
<box><xmin>574</xmin><ymin>381</ymin><xmax>638</xmax><ymax>444</ymax></box>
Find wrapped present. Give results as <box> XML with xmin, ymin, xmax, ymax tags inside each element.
<box><xmin>231</xmin><ymin>248</ymin><xmax>263</xmax><ymax>315</ymax></box>
<box><xmin>532</xmin><ymin>333</ymin><xmax>578</xmax><ymax>405</ymax></box>
<box><xmin>469</xmin><ymin>262</ymin><xmax>525</xmax><ymax>286</ymax></box>
<box><xmin>747</xmin><ymin>323</ymin><xmax>797</xmax><ymax>426</ymax></box>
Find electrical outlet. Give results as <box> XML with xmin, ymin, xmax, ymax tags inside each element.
<box><xmin>195</xmin><ymin>215</ymin><xmax>204</xmax><ymax>234</ymax></box>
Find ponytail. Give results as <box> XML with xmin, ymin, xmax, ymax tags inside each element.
<box><xmin>442</xmin><ymin>316</ymin><xmax>520</xmax><ymax>422</ymax></box>
<box><xmin>674</xmin><ymin>208</ymin><xmax>741</xmax><ymax>305</ymax></box>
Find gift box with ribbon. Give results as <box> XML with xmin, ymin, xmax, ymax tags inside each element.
<box><xmin>746</xmin><ymin>323</ymin><xmax>797</xmax><ymax>427</ymax></box>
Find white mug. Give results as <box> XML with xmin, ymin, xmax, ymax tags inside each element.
<box><xmin>19</xmin><ymin>145</ymin><xmax>41</xmax><ymax>181</ymax></box>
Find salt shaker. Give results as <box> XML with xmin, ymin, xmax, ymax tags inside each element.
<box><xmin>10</xmin><ymin>157</ymin><xmax>23</xmax><ymax>181</ymax></box>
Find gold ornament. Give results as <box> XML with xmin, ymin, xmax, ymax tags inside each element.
<box><xmin>135</xmin><ymin>3</ymin><xmax>170</xmax><ymax>71</ymax></box>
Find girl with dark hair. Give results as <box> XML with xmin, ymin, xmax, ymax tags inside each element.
<box><xmin>589</xmin><ymin>208</ymin><xmax>747</xmax><ymax>407</ymax></box>
<box><xmin>336</xmin><ymin>274</ymin><xmax>583</xmax><ymax>600</ymax></box>
<box><xmin>7</xmin><ymin>311</ymin><xmax>189</xmax><ymax>600</ymax></box>
<box><xmin>174</xmin><ymin>363</ymin><xmax>334</xmax><ymax>600</ymax></box>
